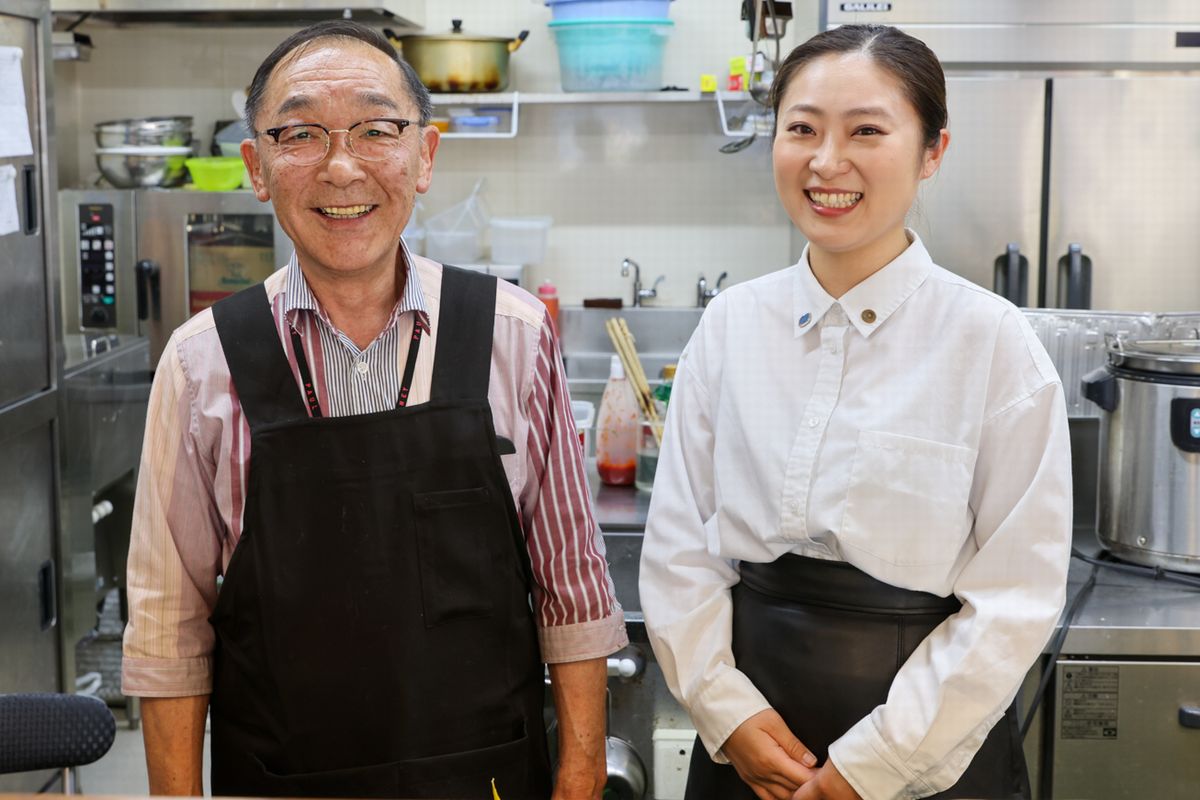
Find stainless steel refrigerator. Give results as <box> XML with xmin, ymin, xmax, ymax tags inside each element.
<box><xmin>0</xmin><ymin>0</ymin><xmax>64</xmax><ymax>793</ymax></box>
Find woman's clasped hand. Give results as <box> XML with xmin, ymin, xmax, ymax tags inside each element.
<box><xmin>722</xmin><ymin>709</ymin><xmax>861</xmax><ymax>800</ymax></box>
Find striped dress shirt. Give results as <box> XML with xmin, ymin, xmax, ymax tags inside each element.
<box><xmin>123</xmin><ymin>245</ymin><xmax>627</xmax><ymax>697</ymax></box>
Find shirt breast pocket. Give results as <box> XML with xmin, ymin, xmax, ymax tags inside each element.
<box><xmin>839</xmin><ymin>430</ymin><xmax>977</xmax><ymax>568</ymax></box>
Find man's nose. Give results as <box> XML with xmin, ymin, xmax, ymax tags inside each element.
<box><xmin>321</xmin><ymin>132</ymin><xmax>365</xmax><ymax>184</ymax></box>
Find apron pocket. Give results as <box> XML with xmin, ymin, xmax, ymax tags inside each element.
<box><xmin>414</xmin><ymin>486</ymin><xmax>500</xmax><ymax>627</ymax></box>
<box><xmin>251</xmin><ymin>733</ymin><xmax>533</xmax><ymax>799</ymax></box>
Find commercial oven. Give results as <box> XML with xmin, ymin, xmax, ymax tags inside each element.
<box><xmin>59</xmin><ymin>188</ymin><xmax>292</xmax><ymax>364</ymax></box>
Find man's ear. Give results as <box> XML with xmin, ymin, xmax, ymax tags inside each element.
<box><xmin>242</xmin><ymin>138</ymin><xmax>270</xmax><ymax>202</ymax></box>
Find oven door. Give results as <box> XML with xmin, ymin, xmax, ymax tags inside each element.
<box><xmin>134</xmin><ymin>189</ymin><xmax>291</xmax><ymax>364</ymax></box>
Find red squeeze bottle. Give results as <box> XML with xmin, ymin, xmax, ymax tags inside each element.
<box><xmin>537</xmin><ymin>280</ymin><xmax>560</xmax><ymax>334</ymax></box>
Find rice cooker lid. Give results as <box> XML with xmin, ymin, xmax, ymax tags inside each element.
<box><xmin>1109</xmin><ymin>339</ymin><xmax>1200</xmax><ymax>376</ymax></box>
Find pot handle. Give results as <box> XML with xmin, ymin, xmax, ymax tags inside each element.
<box><xmin>509</xmin><ymin>30</ymin><xmax>530</xmax><ymax>54</ymax></box>
<box><xmin>1081</xmin><ymin>367</ymin><xmax>1118</xmax><ymax>413</ymax></box>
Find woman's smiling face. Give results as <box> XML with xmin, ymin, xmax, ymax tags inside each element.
<box><xmin>772</xmin><ymin>51</ymin><xmax>947</xmax><ymax>269</ymax></box>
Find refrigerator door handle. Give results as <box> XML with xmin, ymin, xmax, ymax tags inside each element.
<box><xmin>136</xmin><ymin>259</ymin><xmax>161</xmax><ymax>322</ymax></box>
<box><xmin>1057</xmin><ymin>243</ymin><xmax>1093</xmax><ymax>309</ymax></box>
<box><xmin>21</xmin><ymin>164</ymin><xmax>38</xmax><ymax>235</ymax></box>
<box><xmin>993</xmin><ymin>243</ymin><xmax>1028</xmax><ymax>306</ymax></box>
<box><xmin>37</xmin><ymin>559</ymin><xmax>57</xmax><ymax>631</ymax></box>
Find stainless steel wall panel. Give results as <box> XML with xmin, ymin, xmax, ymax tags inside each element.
<box><xmin>1048</xmin><ymin>77</ymin><xmax>1200</xmax><ymax>311</ymax></box>
<box><xmin>910</xmin><ymin>77</ymin><xmax>1045</xmax><ymax>296</ymax></box>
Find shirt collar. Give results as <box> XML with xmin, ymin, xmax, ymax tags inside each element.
<box><xmin>283</xmin><ymin>238</ymin><xmax>430</xmax><ymax>332</ymax></box>
<box><xmin>792</xmin><ymin>229</ymin><xmax>933</xmax><ymax>339</ymax></box>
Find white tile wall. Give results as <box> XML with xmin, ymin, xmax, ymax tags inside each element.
<box><xmin>52</xmin><ymin>1</ymin><xmax>820</xmax><ymax>306</ymax></box>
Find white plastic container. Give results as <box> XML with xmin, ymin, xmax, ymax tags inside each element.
<box><xmin>490</xmin><ymin>217</ymin><xmax>552</xmax><ymax>265</ymax></box>
<box><xmin>595</xmin><ymin>355</ymin><xmax>639</xmax><ymax>486</ymax></box>
<box><xmin>571</xmin><ymin>399</ymin><xmax>595</xmax><ymax>456</ymax></box>
<box><xmin>426</xmin><ymin>229</ymin><xmax>483</xmax><ymax>264</ymax></box>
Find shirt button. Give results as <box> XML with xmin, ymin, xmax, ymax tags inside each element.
<box><xmin>355</xmin><ymin>360</ymin><xmax>369</xmax><ymax>376</ymax></box>
<box><xmin>807</xmin><ymin>417</ymin><xmax>820</xmax><ymax>428</ymax></box>
<box><xmin>861</xmin><ymin>309</ymin><xmax>877</xmax><ymax>324</ymax></box>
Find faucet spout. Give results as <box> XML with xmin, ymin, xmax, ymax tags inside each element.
<box><xmin>621</xmin><ymin>258</ymin><xmax>643</xmax><ymax>307</ymax></box>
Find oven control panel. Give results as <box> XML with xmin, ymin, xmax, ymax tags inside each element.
<box><xmin>78</xmin><ymin>203</ymin><xmax>116</xmax><ymax>329</ymax></box>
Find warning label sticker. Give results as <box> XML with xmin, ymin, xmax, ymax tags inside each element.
<box><xmin>1060</xmin><ymin>664</ymin><xmax>1120</xmax><ymax>740</ymax></box>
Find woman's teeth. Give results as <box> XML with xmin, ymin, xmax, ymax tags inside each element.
<box><xmin>319</xmin><ymin>204</ymin><xmax>373</xmax><ymax>219</ymax></box>
<box><xmin>807</xmin><ymin>191</ymin><xmax>862</xmax><ymax>209</ymax></box>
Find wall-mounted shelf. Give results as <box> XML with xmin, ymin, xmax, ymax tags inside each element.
<box><xmin>50</xmin><ymin>0</ymin><xmax>424</xmax><ymax>28</ymax></box>
<box><xmin>430</xmin><ymin>91</ymin><xmax>763</xmax><ymax>141</ymax></box>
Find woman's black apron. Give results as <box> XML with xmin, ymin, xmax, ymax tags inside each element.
<box><xmin>206</xmin><ymin>266</ymin><xmax>551</xmax><ymax>799</ymax></box>
<box><xmin>686</xmin><ymin>555</ymin><xmax>1030</xmax><ymax>800</ymax></box>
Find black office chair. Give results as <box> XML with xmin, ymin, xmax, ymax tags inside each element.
<box><xmin>0</xmin><ymin>693</ymin><xmax>116</xmax><ymax>792</ymax></box>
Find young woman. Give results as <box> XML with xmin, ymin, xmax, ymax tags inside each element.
<box><xmin>640</xmin><ymin>25</ymin><xmax>1072</xmax><ymax>800</ymax></box>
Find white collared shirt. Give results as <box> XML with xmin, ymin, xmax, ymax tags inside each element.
<box><xmin>640</xmin><ymin>233</ymin><xmax>1072</xmax><ymax>800</ymax></box>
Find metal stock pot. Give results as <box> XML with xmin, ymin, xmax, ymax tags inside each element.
<box><xmin>1083</xmin><ymin>338</ymin><xmax>1200</xmax><ymax>572</ymax></box>
<box><xmin>390</xmin><ymin>19</ymin><xmax>529</xmax><ymax>93</ymax></box>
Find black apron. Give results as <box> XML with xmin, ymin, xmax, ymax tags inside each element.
<box><xmin>686</xmin><ymin>555</ymin><xmax>1029</xmax><ymax>800</ymax></box>
<box><xmin>207</xmin><ymin>266</ymin><xmax>551</xmax><ymax>799</ymax></box>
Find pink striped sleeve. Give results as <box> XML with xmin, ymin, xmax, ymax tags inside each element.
<box><xmin>523</xmin><ymin>317</ymin><xmax>628</xmax><ymax>663</ymax></box>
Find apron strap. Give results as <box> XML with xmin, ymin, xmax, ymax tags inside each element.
<box><xmin>431</xmin><ymin>266</ymin><xmax>498</xmax><ymax>403</ymax></box>
<box><xmin>212</xmin><ymin>283</ymin><xmax>309</xmax><ymax>429</ymax></box>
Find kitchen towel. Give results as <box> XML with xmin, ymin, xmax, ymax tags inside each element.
<box><xmin>0</xmin><ymin>47</ymin><xmax>33</xmax><ymax>158</ymax></box>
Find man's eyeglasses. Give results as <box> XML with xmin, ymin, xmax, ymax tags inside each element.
<box><xmin>260</xmin><ymin>118</ymin><xmax>416</xmax><ymax>166</ymax></box>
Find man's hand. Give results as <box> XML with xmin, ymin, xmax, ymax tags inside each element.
<box><xmin>721</xmin><ymin>708</ymin><xmax>818</xmax><ymax>800</ymax></box>
<box><xmin>548</xmin><ymin>658</ymin><xmax>608</xmax><ymax>800</ymax></box>
<box><xmin>142</xmin><ymin>694</ymin><xmax>209</xmax><ymax>796</ymax></box>
<box><xmin>791</xmin><ymin>760</ymin><xmax>862</xmax><ymax>800</ymax></box>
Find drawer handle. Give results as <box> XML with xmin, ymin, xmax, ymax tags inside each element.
<box><xmin>1180</xmin><ymin>705</ymin><xmax>1200</xmax><ymax>729</ymax></box>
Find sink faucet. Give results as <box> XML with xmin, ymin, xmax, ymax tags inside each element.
<box><xmin>697</xmin><ymin>271</ymin><xmax>727</xmax><ymax>307</ymax></box>
<box><xmin>621</xmin><ymin>258</ymin><xmax>665</xmax><ymax>307</ymax></box>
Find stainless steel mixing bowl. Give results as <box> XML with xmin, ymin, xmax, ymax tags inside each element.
<box><xmin>95</xmin><ymin>149</ymin><xmax>190</xmax><ymax>188</ymax></box>
<box><xmin>94</xmin><ymin>116</ymin><xmax>193</xmax><ymax>148</ymax></box>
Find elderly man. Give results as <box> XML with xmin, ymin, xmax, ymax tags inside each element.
<box><xmin>121</xmin><ymin>20</ymin><xmax>626</xmax><ymax>800</ymax></box>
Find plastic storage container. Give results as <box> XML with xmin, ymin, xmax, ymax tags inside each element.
<box><xmin>571</xmin><ymin>399</ymin><xmax>595</xmax><ymax>456</ymax></box>
<box><xmin>451</xmin><ymin>115</ymin><xmax>501</xmax><ymax>134</ymax></box>
<box><xmin>490</xmin><ymin>217</ymin><xmax>552</xmax><ymax>264</ymax></box>
<box><xmin>595</xmin><ymin>355</ymin><xmax>639</xmax><ymax>485</ymax></box>
<box><xmin>545</xmin><ymin>0</ymin><xmax>673</xmax><ymax>21</ymax></box>
<box><xmin>549</xmin><ymin>19</ymin><xmax>674</xmax><ymax>92</ymax></box>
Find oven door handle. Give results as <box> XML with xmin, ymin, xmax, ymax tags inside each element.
<box><xmin>136</xmin><ymin>259</ymin><xmax>161</xmax><ymax>322</ymax></box>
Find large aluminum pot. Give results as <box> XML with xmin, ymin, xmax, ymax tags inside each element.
<box><xmin>391</xmin><ymin>19</ymin><xmax>528</xmax><ymax>93</ymax></box>
<box><xmin>1082</xmin><ymin>338</ymin><xmax>1200</xmax><ymax>573</ymax></box>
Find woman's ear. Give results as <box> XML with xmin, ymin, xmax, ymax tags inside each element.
<box><xmin>921</xmin><ymin>129</ymin><xmax>951</xmax><ymax>180</ymax></box>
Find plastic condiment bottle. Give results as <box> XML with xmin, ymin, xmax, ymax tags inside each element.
<box><xmin>596</xmin><ymin>355</ymin><xmax>638</xmax><ymax>486</ymax></box>
<box><xmin>537</xmin><ymin>280</ymin><xmax>560</xmax><ymax>334</ymax></box>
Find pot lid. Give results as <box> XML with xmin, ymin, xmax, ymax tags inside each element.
<box><xmin>1108</xmin><ymin>338</ymin><xmax>1200</xmax><ymax>376</ymax></box>
<box><xmin>401</xmin><ymin>18</ymin><xmax>514</xmax><ymax>43</ymax></box>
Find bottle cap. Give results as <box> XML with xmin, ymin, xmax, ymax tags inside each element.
<box><xmin>661</xmin><ymin>364</ymin><xmax>677</xmax><ymax>381</ymax></box>
<box><xmin>537</xmin><ymin>280</ymin><xmax>558</xmax><ymax>299</ymax></box>
<box><xmin>609</xmin><ymin>354</ymin><xmax>624</xmax><ymax>379</ymax></box>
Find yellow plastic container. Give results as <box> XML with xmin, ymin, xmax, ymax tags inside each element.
<box><xmin>185</xmin><ymin>157</ymin><xmax>246</xmax><ymax>191</ymax></box>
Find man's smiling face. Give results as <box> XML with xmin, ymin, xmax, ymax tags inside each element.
<box><xmin>242</xmin><ymin>38</ymin><xmax>438</xmax><ymax>281</ymax></box>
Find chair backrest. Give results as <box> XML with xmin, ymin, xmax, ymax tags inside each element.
<box><xmin>0</xmin><ymin>693</ymin><xmax>115</xmax><ymax>774</ymax></box>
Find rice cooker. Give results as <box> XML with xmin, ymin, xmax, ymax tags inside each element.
<box><xmin>1083</xmin><ymin>339</ymin><xmax>1200</xmax><ymax>573</ymax></box>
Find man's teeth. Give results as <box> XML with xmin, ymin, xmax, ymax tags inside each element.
<box><xmin>319</xmin><ymin>204</ymin><xmax>373</xmax><ymax>218</ymax></box>
<box><xmin>808</xmin><ymin>191</ymin><xmax>862</xmax><ymax>209</ymax></box>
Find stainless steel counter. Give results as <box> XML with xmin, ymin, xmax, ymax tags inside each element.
<box><xmin>590</xmin><ymin>464</ymin><xmax>1200</xmax><ymax>658</ymax></box>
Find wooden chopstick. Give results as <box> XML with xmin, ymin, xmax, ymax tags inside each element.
<box><xmin>604</xmin><ymin>317</ymin><xmax>664</xmax><ymax>446</ymax></box>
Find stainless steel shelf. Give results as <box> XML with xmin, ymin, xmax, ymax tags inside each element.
<box><xmin>431</xmin><ymin>91</ymin><xmax>749</xmax><ymax>106</ymax></box>
<box><xmin>50</xmin><ymin>0</ymin><xmax>424</xmax><ymax>27</ymax></box>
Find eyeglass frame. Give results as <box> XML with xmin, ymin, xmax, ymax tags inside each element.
<box><xmin>259</xmin><ymin>117</ymin><xmax>418</xmax><ymax>164</ymax></box>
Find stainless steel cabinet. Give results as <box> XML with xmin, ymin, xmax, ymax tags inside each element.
<box><xmin>1053</xmin><ymin>660</ymin><xmax>1200</xmax><ymax>799</ymax></box>
<box><xmin>0</xmin><ymin>5</ymin><xmax>48</xmax><ymax>407</ymax></box>
<box><xmin>1048</xmin><ymin>77</ymin><xmax>1200</xmax><ymax>312</ymax></box>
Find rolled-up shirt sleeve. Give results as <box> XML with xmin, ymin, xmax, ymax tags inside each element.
<box><xmin>639</xmin><ymin>331</ymin><xmax>771</xmax><ymax>762</ymax></box>
<box><xmin>829</xmin><ymin>379</ymin><xmax>1073</xmax><ymax>800</ymax></box>
<box><xmin>522</xmin><ymin>316</ymin><xmax>628</xmax><ymax>663</ymax></box>
<box><xmin>122</xmin><ymin>335</ymin><xmax>223</xmax><ymax>697</ymax></box>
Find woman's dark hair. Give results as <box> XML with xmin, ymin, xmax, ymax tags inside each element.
<box><xmin>243</xmin><ymin>20</ymin><xmax>432</xmax><ymax>133</ymax></box>
<box><xmin>769</xmin><ymin>24</ymin><xmax>947</xmax><ymax>149</ymax></box>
